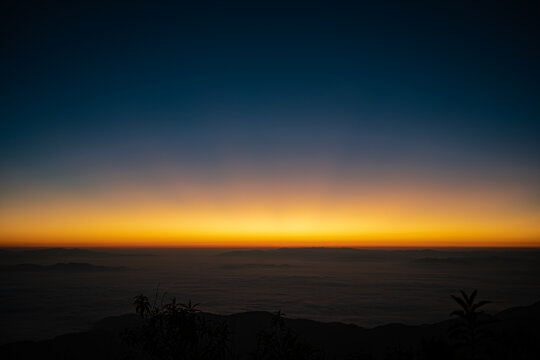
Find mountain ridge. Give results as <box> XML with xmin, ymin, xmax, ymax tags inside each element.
<box><xmin>2</xmin><ymin>299</ymin><xmax>539</xmax><ymax>359</ymax></box>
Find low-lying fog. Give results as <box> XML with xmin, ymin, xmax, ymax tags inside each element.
<box><xmin>1</xmin><ymin>247</ymin><xmax>539</xmax><ymax>344</ymax></box>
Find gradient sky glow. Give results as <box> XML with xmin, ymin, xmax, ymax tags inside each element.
<box><xmin>1</xmin><ymin>1</ymin><xmax>539</xmax><ymax>247</ymax></box>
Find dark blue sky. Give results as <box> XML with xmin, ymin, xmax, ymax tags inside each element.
<box><xmin>1</xmin><ymin>1</ymin><xmax>539</xmax><ymax>245</ymax></box>
<box><xmin>2</xmin><ymin>1</ymin><xmax>539</xmax><ymax>168</ymax></box>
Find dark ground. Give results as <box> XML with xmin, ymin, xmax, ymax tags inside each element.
<box><xmin>1</xmin><ymin>299</ymin><xmax>539</xmax><ymax>359</ymax></box>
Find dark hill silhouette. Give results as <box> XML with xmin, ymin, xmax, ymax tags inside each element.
<box><xmin>412</xmin><ymin>257</ymin><xmax>472</xmax><ymax>265</ymax></box>
<box><xmin>0</xmin><ymin>247</ymin><xmax>156</xmax><ymax>261</ymax></box>
<box><xmin>219</xmin><ymin>247</ymin><xmax>540</xmax><ymax>264</ymax></box>
<box><xmin>218</xmin><ymin>263</ymin><xmax>296</xmax><ymax>270</ymax></box>
<box><xmin>0</xmin><ymin>248</ymin><xmax>116</xmax><ymax>259</ymax></box>
<box><xmin>411</xmin><ymin>255</ymin><xmax>534</xmax><ymax>266</ymax></box>
<box><xmin>1</xmin><ymin>300</ymin><xmax>539</xmax><ymax>359</ymax></box>
<box><xmin>218</xmin><ymin>247</ymin><xmax>389</xmax><ymax>261</ymax></box>
<box><xmin>0</xmin><ymin>262</ymin><xmax>127</xmax><ymax>272</ymax></box>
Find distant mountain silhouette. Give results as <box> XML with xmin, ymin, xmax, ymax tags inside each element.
<box><xmin>2</xmin><ymin>300</ymin><xmax>539</xmax><ymax>359</ymax></box>
<box><xmin>0</xmin><ymin>262</ymin><xmax>127</xmax><ymax>272</ymax></box>
<box><xmin>219</xmin><ymin>247</ymin><xmax>540</xmax><ymax>265</ymax></box>
<box><xmin>218</xmin><ymin>263</ymin><xmax>296</xmax><ymax>270</ymax></box>
<box><xmin>0</xmin><ymin>248</ymin><xmax>114</xmax><ymax>259</ymax></box>
<box><xmin>218</xmin><ymin>247</ymin><xmax>392</xmax><ymax>261</ymax></box>
<box><xmin>0</xmin><ymin>247</ymin><xmax>156</xmax><ymax>261</ymax></box>
<box><xmin>412</xmin><ymin>257</ymin><xmax>472</xmax><ymax>265</ymax></box>
<box><xmin>411</xmin><ymin>255</ymin><xmax>533</xmax><ymax>266</ymax></box>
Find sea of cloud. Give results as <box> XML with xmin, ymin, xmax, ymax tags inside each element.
<box><xmin>1</xmin><ymin>247</ymin><xmax>539</xmax><ymax>344</ymax></box>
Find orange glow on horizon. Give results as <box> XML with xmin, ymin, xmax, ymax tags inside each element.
<box><xmin>1</xmin><ymin>236</ymin><xmax>539</xmax><ymax>249</ymax></box>
<box><xmin>1</xmin><ymin>173</ymin><xmax>539</xmax><ymax>248</ymax></box>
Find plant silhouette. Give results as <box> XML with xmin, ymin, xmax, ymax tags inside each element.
<box><xmin>128</xmin><ymin>292</ymin><xmax>231</xmax><ymax>360</ymax></box>
<box><xmin>253</xmin><ymin>310</ymin><xmax>322</xmax><ymax>360</ymax></box>
<box><xmin>449</xmin><ymin>290</ymin><xmax>495</xmax><ymax>359</ymax></box>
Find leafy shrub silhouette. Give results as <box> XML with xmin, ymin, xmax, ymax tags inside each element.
<box><xmin>253</xmin><ymin>310</ymin><xmax>322</xmax><ymax>360</ymax></box>
<box><xmin>449</xmin><ymin>290</ymin><xmax>495</xmax><ymax>359</ymax></box>
<box><xmin>128</xmin><ymin>292</ymin><xmax>231</xmax><ymax>360</ymax></box>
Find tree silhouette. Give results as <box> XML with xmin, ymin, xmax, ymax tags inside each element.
<box><xmin>449</xmin><ymin>290</ymin><xmax>494</xmax><ymax>359</ymax></box>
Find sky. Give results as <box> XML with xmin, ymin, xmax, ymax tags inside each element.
<box><xmin>1</xmin><ymin>1</ymin><xmax>539</xmax><ymax>247</ymax></box>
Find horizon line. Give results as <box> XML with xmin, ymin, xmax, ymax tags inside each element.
<box><xmin>2</xmin><ymin>244</ymin><xmax>540</xmax><ymax>249</ymax></box>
